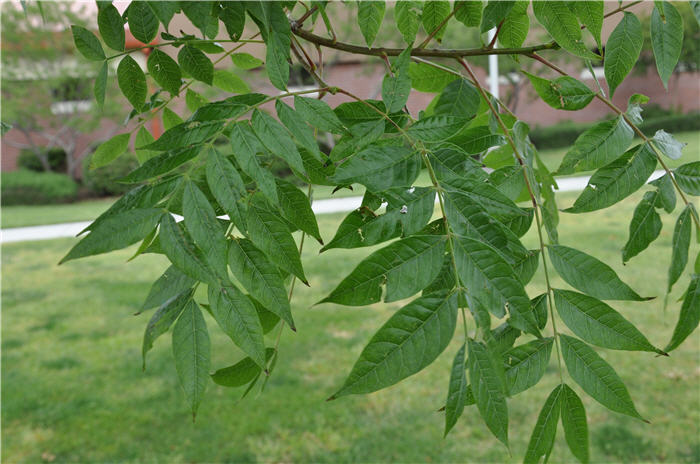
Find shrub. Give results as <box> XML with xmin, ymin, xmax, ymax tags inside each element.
<box><xmin>1</xmin><ymin>169</ymin><xmax>78</xmax><ymax>205</ymax></box>
<box><xmin>81</xmin><ymin>151</ymin><xmax>139</xmax><ymax>196</ymax></box>
<box><xmin>530</xmin><ymin>111</ymin><xmax>700</xmax><ymax>150</ymax></box>
<box><xmin>17</xmin><ymin>148</ymin><xmax>68</xmax><ymax>172</ymax></box>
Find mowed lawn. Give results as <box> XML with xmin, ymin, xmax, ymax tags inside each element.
<box><xmin>2</xmin><ymin>190</ymin><xmax>699</xmax><ymax>463</ymax></box>
<box><xmin>3</xmin><ymin>130</ymin><xmax>697</xmax><ymax>230</ymax></box>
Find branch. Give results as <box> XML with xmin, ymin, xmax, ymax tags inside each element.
<box><xmin>527</xmin><ymin>52</ymin><xmax>700</xmax><ymax>232</ymax></box>
<box><xmin>291</xmin><ymin>26</ymin><xmax>558</xmax><ymax>58</ymax></box>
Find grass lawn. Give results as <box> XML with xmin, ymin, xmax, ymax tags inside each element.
<box><xmin>3</xmin><ymin>130</ymin><xmax>697</xmax><ymax>230</ymax></box>
<box><xmin>2</xmin><ymin>189</ymin><xmax>699</xmax><ymax>463</ymax></box>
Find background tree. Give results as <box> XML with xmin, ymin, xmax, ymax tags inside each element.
<box><xmin>1</xmin><ymin>2</ymin><xmax>122</xmax><ymax>180</ymax></box>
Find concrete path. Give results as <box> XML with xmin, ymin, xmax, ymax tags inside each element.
<box><xmin>0</xmin><ymin>170</ymin><xmax>666</xmax><ymax>244</ymax></box>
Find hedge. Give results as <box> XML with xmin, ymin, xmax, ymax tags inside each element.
<box><xmin>530</xmin><ymin>112</ymin><xmax>700</xmax><ymax>150</ymax></box>
<box><xmin>1</xmin><ymin>169</ymin><xmax>78</xmax><ymax>206</ymax></box>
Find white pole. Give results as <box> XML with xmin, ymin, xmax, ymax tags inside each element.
<box><xmin>487</xmin><ymin>28</ymin><xmax>499</xmax><ymax>99</ymax></box>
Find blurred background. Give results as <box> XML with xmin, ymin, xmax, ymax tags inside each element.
<box><xmin>1</xmin><ymin>1</ymin><xmax>699</xmax><ymax>462</ymax></box>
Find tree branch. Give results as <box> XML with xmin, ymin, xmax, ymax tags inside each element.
<box><xmin>291</xmin><ymin>26</ymin><xmax>558</xmax><ymax>58</ymax></box>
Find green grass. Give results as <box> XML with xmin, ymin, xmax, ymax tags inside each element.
<box><xmin>2</xmin><ymin>189</ymin><xmax>699</xmax><ymax>463</ymax></box>
<box><xmin>1</xmin><ymin>197</ymin><xmax>117</xmax><ymax>229</ymax></box>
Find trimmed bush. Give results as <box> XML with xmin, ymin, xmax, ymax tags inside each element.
<box><xmin>1</xmin><ymin>169</ymin><xmax>78</xmax><ymax>205</ymax></box>
<box><xmin>82</xmin><ymin>152</ymin><xmax>139</xmax><ymax>196</ymax></box>
<box><xmin>17</xmin><ymin>148</ymin><xmax>67</xmax><ymax>172</ymax></box>
<box><xmin>530</xmin><ymin>112</ymin><xmax>700</xmax><ymax>150</ymax></box>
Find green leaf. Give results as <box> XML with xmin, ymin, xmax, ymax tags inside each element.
<box><xmin>127</xmin><ymin>1</ymin><xmax>158</xmax><ymax>44</ymax></box>
<box><xmin>668</xmin><ymin>205</ymin><xmax>693</xmax><ymax>292</ymax></box>
<box><xmin>94</xmin><ymin>61</ymin><xmax>108</xmax><ymax>108</ymax></box>
<box><xmin>665</xmin><ymin>275</ymin><xmax>700</xmax><ymax>352</ymax></box>
<box><xmin>263</xmin><ymin>2</ymin><xmax>292</xmax><ymax>90</ymax></box>
<box><xmin>142</xmin><ymin>288</ymin><xmax>192</xmax><ymax>370</ymax></box>
<box><xmin>532</xmin><ymin>293</ymin><xmax>548</xmax><ymax>330</ymax></box>
<box><xmin>561</xmin><ymin>384</ymin><xmax>590</xmax><ymax>464</ymax></box>
<box><xmin>454</xmin><ymin>1</ymin><xmax>483</xmax><ymax>27</ymax></box>
<box><xmin>163</xmin><ymin>107</ymin><xmax>183</xmax><ymax>130</ymax></box>
<box><xmin>185</xmin><ymin>89</ymin><xmax>208</xmax><ymax>112</ymax></box>
<box><xmin>358</xmin><ymin>0</ymin><xmax>385</xmax><ymax>47</ymax></box>
<box><xmin>148</xmin><ymin>1</ymin><xmax>178</xmax><ymax>29</ymax></box>
<box><xmin>275</xmin><ymin>100</ymin><xmax>323</xmax><ymax>161</ymax></box>
<box><xmin>212</xmin><ymin>69</ymin><xmax>250</xmax><ymax>94</ymax></box>
<box><xmin>220</xmin><ymin>2</ymin><xmax>245</xmax><ymax>40</ymax></box>
<box><xmin>481</xmin><ymin>0</ymin><xmax>514</xmax><ymax>32</ymax></box>
<box><xmin>650</xmin><ymin>173</ymin><xmax>676</xmax><ymax>213</ymax></box>
<box><xmin>140</xmin><ymin>265</ymin><xmax>195</xmax><ymax>312</ymax></box>
<box><xmin>231</xmin><ymin>52</ymin><xmax>263</xmax><ymax>69</ymax></box>
<box><xmin>71</xmin><ymin>25</ymin><xmax>105</xmax><ymax>61</ymax></box>
<box><xmin>652</xmin><ymin>130</ymin><xmax>686</xmax><ymax>160</ymax></box>
<box><xmin>623</xmin><ymin>191</ymin><xmax>663</xmax><ymax>263</ymax></box>
<box><xmin>330</xmin><ymin>292</ymin><xmax>458</xmax><ymax>398</ymax></box>
<box><xmin>604</xmin><ymin>13</ymin><xmax>643</xmax><ymax>97</ymax></box>
<box><xmin>674</xmin><ymin>161</ymin><xmax>700</xmax><ymax>196</ymax></box>
<box><xmin>89</xmin><ymin>133</ymin><xmax>130</xmax><ymax>169</ymax></box>
<box><xmin>421</xmin><ymin>1</ymin><xmax>451</xmax><ymax>42</ymax></box>
<box><xmin>121</xmin><ymin>146</ymin><xmax>201</xmax><ymax>184</ymax></box>
<box><xmin>228</xmin><ymin>238</ymin><xmax>295</xmax><ymax>329</ymax></box>
<box><xmin>395</xmin><ymin>1</ymin><xmax>420</xmax><ymax>44</ymax></box>
<box><xmin>468</xmin><ymin>339</ymin><xmax>509</xmax><ymax>447</ymax></box>
<box><xmin>117</xmin><ymin>55</ymin><xmax>147</xmax><ymax>110</ymax></box>
<box><xmin>554</xmin><ymin>289</ymin><xmax>663</xmax><ymax>354</ymax></box>
<box><xmin>444</xmin><ymin>191</ymin><xmax>507</xmax><ymax>250</ymax></box>
<box><xmin>143</xmin><ymin>121</ymin><xmax>223</xmax><ymax>151</ymax></box>
<box><xmin>246</xmin><ymin>194</ymin><xmax>307</xmax><ymax>283</ymax></box>
<box><xmin>134</xmin><ymin>127</ymin><xmax>158</xmax><ymax>163</ymax></box>
<box><xmin>406</xmin><ymin>116</ymin><xmax>468</xmax><ymax>142</ymax></box>
<box><xmin>570</xmin><ymin>1</ymin><xmax>603</xmax><ymax>49</ymax></box>
<box><xmin>147</xmin><ymin>49</ymin><xmax>182</xmax><ymax>95</ymax></box>
<box><xmin>208</xmin><ymin>284</ymin><xmax>266</xmax><ymax>368</ymax></box>
<box><xmin>182</xmin><ymin>180</ymin><xmax>228</xmax><ymax>280</ymax></box>
<box><xmin>159</xmin><ymin>213</ymin><xmax>218</xmax><ymax>286</ymax></box>
<box><xmin>97</xmin><ymin>4</ymin><xmax>125</xmax><ymax>51</ymax></box>
<box><xmin>447</xmin><ymin>126</ymin><xmax>506</xmax><ymax>156</ymax></box>
<box><xmin>523</xmin><ymin>72</ymin><xmax>594</xmax><ymax>111</ymax></box>
<box><xmin>382</xmin><ymin>49</ymin><xmax>412</xmax><ymax>114</ymax></box>
<box><xmin>60</xmin><ymin>208</ymin><xmax>163</xmax><ymax>264</ymax></box>
<box><xmin>445</xmin><ymin>343</ymin><xmax>468</xmax><ymax>437</ymax></box>
<box><xmin>498</xmin><ymin>1</ymin><xmax>529</xmax><ymax>48</ymax></box>
<box><xmin>434</xmin><ymin>78</ymin><xmax>481</xmax><ymax>119</ymax></box>
<box><xmin>559</xmin><ymin>334</ymin><xmax>644</xmax><ymax>420</ymax></box>
<box><xmin>251</xmin><ymin>109</ymin><xmax>305</xmax><ymax>174</ymax></box>
<box><xmin>211</xmin><ymin>348</ymin><xmax>276</xmax><ymax>387</ymax></box>
<box><xmin>523</xmin><ymin>385</ymin><xmax>563</xmax><ymax>464</ymax></box>
<box><xmin>408</xmin><ymin>62</ymin><xmax>458</xmax><ymax>93</ymax></box>
<box><xmin>320</xmin><ymin>235</ymin><xmax>447</xmax><ymax>305</ymax></box>
<box><xmin>565</xmin><ymin>143</ymin><xmax>657</xmax><ymax>213</ymax></box>
<box><xmin>229</xmin><ymin>122</ymin><xmax>278</xmax><ymax>203</ymax></box>
<box><xmin>178</xmin><ymin>45</ymin><xmax>213</xmax><ymax>85</ymax></box>
<box><xmin>548</xmin><ymin>244</ymin><xmax>650</xmax><ymax>301</ymax></box>
<box><xmin>294</xmin><ymin>96</ymin><xmax>346</xmax><ymax>135</ymax></box>
<box><xmin>691</xmin><ymin>1</ymin><xmax>700</xmax><ymax>25</ymax></box>
<box><xmin>651</xmin><ymin>1</ymin><xmax>683</xmax><ymax>89</ymax></box>
<box><xmin>331</xmin><ymin>144</ymin><xmax>421</xmax><ymax>192</ymax></box>
<box><xmin>205</xmin><ymin>148</ymin><xmax>247</xmax><ymax>231</ymax></box>
<box><xmin>180</xmin><ymin>1</ymin><xmax>213</xmax><ymax>37</ymax></box>
<box><xmin>503</xmin><ymin>338</ymin><xmax>553</xmax><ymax>396</ymax></box>
<box><xmin>275</xmin><ymin>178</ymin><xmax>322</xmax><ymax>243</ymax></box>
<box><xmin>556</xmin><ymin>116</ymin><xmax>634</xmax><ymax>175</ymax></box>
<box><xmin>532</xmin><ymin>1</ymin><xmax>598</xmax><ymax>60</ymax></box>
<box><xmin>172</xmin><ymin>300</ymin><xmax>210</xmax><ymax>419</ymax></box>
<box><xmin>453</xmin><ymin>235</ymin><xmax>541</xmax><ymax>336</ymax></box>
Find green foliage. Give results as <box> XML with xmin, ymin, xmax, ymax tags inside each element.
<box><xmin>1</xmin><ymin>169</ymin><xmax>78</xmax><ymax>206</ymax></box>
<box><xmin>81</xmin><ymin>151</ymin><xmax>140</xmax><ymax>196</ymax></box>
<box><xmin>63</xmin><ymin>2</ymin><xmax>698</xmax><ymax>461</ymax></box>
<box><xmin>17</xmin><ymin>147</ymin><xmax>67</xmax><ymax>173</ymax></box>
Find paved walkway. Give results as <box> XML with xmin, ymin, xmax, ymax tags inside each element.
<box><xmin>0</xmin><ymin>171</ymin><xmax>666</xmax><ymax>244</ymax></box>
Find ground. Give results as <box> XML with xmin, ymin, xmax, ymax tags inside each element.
<box><xmin>2</xmin><ymin>189</ymin><xmax>698</xmax><ymax>463</ymax></box>
<box><xmin>3</xmin><ymin>130</ymin><xmax>697</xmax><ymax>229</ymax></box>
